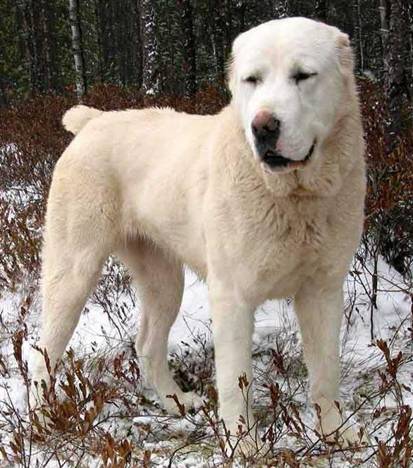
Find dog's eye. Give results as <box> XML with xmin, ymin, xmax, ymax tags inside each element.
<box><xmin>244</xmin><ymin>75</ymin><xmax>260</xmax><ymax>85</ymax></box>
<box><xmin>293</xmin><ymin>71</ymin><xmax>317</xmax><ymax>84</ymax></box>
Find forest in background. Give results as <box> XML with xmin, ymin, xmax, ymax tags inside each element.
<box><xmin>0</xmin><ymin>1</ymin><xmax>411</xmax><ymax>111</ymax></box>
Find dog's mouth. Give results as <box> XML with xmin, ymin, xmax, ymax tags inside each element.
<box><xmin>262</xmin><ymin>141</ymin><xmax>316</xmax><ymax>171</ymax></box>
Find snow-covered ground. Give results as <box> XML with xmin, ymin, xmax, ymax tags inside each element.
<box><xmin>0</xmin><ymin>254</ymin><xmax>412</xmax><ymax>466</ymax></box>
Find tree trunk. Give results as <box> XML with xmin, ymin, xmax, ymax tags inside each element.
<box><xmin>94</xmin><ymin>0</ymin><xmax>105</xmax><ymax>82</ymax></box>
<box><xmin>123</xmin><ymin>0</ymin><xmax>141</xmax><ymax>85</ymax></box>
<box><xmin>380</xmin><ymin>0</ymin><xmax>411</xmax><ymax>143</ymax></box>
<box><xmin>314</xmin><ymin>0</ymin><xmax>328</xmax><ymax>21</ymax></box>
<box><xmin>0</xmin><ymin>75</ymin><xmax>8</xmax><ymax>108</ymax></box>
<box><xmin>18</xmin><ymin>0</ymin><xmax>41</xmax><ymax>93</ymax></box>
<box><xmin>140</xmin><ymin>0</ymin><xmax>161</xmax><ymax>96</ymax></box>
<box><xmin>135</xmin><ymin>0</ymin><xmax>143</xmax><ymax>87</ymax></box>
<box><xmin>40</xmin><ymin>0</ymin><xmax>53</xmax><ymax>90</ymax></box>
<box><xmin>352</xmin><ymin>0</ymin><xmax>364</xmax><ymax>71</ymax></box>
<box><xmin>407</xmin><ymin>2</ymin><xmax>413</xmax><ymax>100</ymax></box>
<box><xmin>378</xmin><ymin>0</ymin><xmax>389</xmax><ymax>47</ymax></box>
<box><xmin>68</xmin><ymin>0</ymin><xmax>87</xmax><ymax>100</ymax></box>
<box><xmin>178</xmin><ymin>0</ymin><xmax>196</xmax><ymax>96</ymax></box>
<box><xmin>211</xmin><ymin>2</ymin><xmax>226</xmax><ymax>80</ymax></box>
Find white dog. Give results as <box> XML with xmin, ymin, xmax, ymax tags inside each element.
<box><xmin>32</xmin><ymin>17</ymin><xmax>365</xmax><ymax>454</ymax></box>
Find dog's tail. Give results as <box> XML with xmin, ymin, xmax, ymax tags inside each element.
<box><xmin>62</xmin><ymin>105</ymin><xmax>103</xmax><ymax>135</ymax></box>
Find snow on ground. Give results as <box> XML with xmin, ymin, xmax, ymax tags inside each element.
<box><xmin>0</xmin><ymin>256</ymin><xmax>412</xmax><ymax>466</ymax></box>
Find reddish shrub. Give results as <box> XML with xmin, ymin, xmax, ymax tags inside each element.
<box><xmin>358</xmin><ymin>78</ymin><xmax>413</xmax><ymax>277</ymax></box>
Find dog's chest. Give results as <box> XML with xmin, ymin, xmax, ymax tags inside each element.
<box><xmin>227</xmin><ymin>196</ymin><xmax>331</xmax><ymax>300</ymax></box>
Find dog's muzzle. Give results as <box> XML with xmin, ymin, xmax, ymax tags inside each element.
<box><xmin>251</xmin><ymin>111</ymin><xmax>315</xmax><ymax>170</ymax></box>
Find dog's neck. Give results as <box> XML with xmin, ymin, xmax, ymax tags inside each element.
<box><xmin>219</xmin><ymin>100</ymin><xmax>364</xmax><ymax>199</ymax></box>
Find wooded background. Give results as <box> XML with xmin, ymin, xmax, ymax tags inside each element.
<box><xmin>0</xmin><ymin>1</ymin><xmax>412</xmax><ymax>131</ymax></box>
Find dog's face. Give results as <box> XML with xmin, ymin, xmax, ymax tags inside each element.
<box><xmin>229</xmin><ymin>17</ymin><xmax>353</xmax><ymax>173</ymax></box>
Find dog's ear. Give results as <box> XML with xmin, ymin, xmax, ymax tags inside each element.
<box><xmin>336</xmin><ymin>32</ymin><xmax>354</xmax><ymax>74</ymax></box>
<box><xmin>227</xmin><ymin>32</ymin><xmax>247</xmax><ymax>95</ymax></box>
<box><xmin>227</xmin><ymin>55</ymin><xmax>236</xmax><ymax>96</ymax></box>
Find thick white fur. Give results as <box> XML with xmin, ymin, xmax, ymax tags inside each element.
<box><xmin>62</xmin><ymin>105</ymin><xmax>103</xmax><ymax>135</ymax></box>
<box><xmin>32</xmin><ymin>17</ymin><xmax>365</xmax><ymax>451</ymax></box>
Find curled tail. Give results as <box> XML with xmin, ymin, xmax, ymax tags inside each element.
<box><xmin>62</xmin><ymin>105</ymin><xmax>103</xmax><ymax>135</ymax></box>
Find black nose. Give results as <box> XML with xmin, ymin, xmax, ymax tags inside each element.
<box><xmin>251</xmin><ymin>111</ymin><xmax>280</xmax><ymax>144</ymax></box>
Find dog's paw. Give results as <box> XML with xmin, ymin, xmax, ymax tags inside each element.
<box><xmin>162</xmin><ymin>391</ymin><xmax>204</xmax><ymax>415</ymax></box>
<box><xmin>315</xmin><ymin>401</ymin><xmax>367</xmax><ymax>446</ymax></box>
<box><xmin>320</xmin><ymin>420</ymin><xmax>367</xmax><ymax>446</ymax></box>
<box><xmin>222</xmin><ymin>421</ymin><xmax>272</xmax><ymax>460</ymax></box>
<box><xmin>334</xmin><ymin>424</ymin><xmax>368</xmax><ymax>446</ymax></box>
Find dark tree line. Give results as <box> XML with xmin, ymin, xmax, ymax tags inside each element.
<box><xmin>0</xmin><ymin>0</ymin><xmax>412</xmax><ymax>133</ymax></box>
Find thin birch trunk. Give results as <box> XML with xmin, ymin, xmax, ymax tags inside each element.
<box><xmin>140</xmin><ymin>0</ymin><xmax>160</xmax><ymax>96</ymax></box>
<box><xmin>378</xmin><ymin>0</ymin><xmax>389</xmax><ymax>51</ymax></box>
<box><xmin>68</xmin><ymin>0</ymin><xmax>87</xmax><ymax>100</ymax></box>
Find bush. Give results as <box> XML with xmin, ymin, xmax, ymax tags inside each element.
<box><xmin>359</xmin><ymin>78</ymin><xmax>413</xmax><ymax>279</ymax></box>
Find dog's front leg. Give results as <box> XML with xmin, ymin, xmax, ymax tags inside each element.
<box><xmin>295</xmin><ymin>278</ymin><xmax>359</xmax><ymax>443</ymax></box>
<box><xmin>209</xmin><ymin>279</ymin><xmax>257</xmax><ymax>451</ymax></box>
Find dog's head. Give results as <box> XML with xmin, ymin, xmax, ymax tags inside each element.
<box><xmin>228</xmin><ymin>17</ymin><xmax>354</xmax><ymax>174</ymax></box>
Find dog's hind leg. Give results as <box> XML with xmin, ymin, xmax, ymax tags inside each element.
<box><xmin>33</xmin><ymin>246</ymin><xmax>108</xmax><ymax>389</ymax></box>
<box><xmin>31</xmin><ymin>169</ymin><xmax>115</xmax><ymax>401</ymax></box>
<box><xmin>119</xmin><ymin>241</ymin><xmax>203</xmax><ymax>414</ymax></box>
